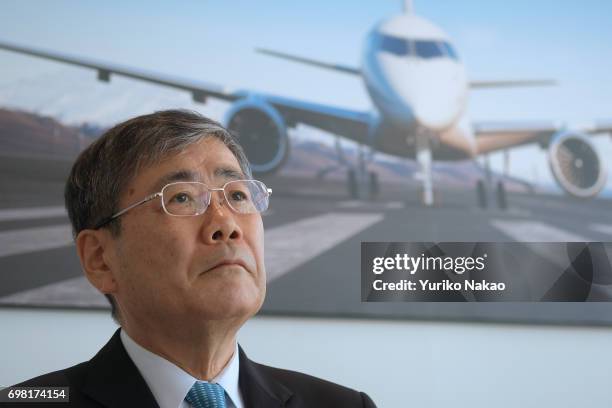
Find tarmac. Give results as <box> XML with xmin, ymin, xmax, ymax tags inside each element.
<box><xmin>1</xmin><ymin>154</ymin><xmax>612</xmax><ymax>325</ymax></box>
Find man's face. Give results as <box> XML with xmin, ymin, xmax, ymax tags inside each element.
<box><xmin>108</xmin><ymin>137</ymin><xmax>266</xmax><ymax>328</ymax></box>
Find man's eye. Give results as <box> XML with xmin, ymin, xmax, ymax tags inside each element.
<box><xmin>172</xmin><ymin>192</ymin><xmax>192</xmax><ymax>203</ymax></box>
<box><xmin>230</xmin><ymin>190</ymin><xmax>248</xmax><ymax>201</ymax></box>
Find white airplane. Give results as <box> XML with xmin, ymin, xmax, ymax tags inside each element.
<box><xmin>1</xmin><ymin>1</ymin><xmax>610</xmax><ymax>207</ymax></box>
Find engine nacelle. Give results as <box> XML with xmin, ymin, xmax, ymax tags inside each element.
<box><xmin>223</xmin><ymin>98</ymin><xmax>289</xmax><ymax>174</ymax></box>
<box><xmin>548</xmin><ymin>131</ymin><xmax>607</xmax><ymax>198</ymax></box>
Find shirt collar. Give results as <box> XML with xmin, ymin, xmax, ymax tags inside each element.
<box><xmin>120</xmin><ymin>329</ymin><xmax>242</xmax><ymax>408</ymax></box>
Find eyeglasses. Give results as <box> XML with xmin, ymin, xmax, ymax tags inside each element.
<box><xmin>94</xmin><ymin>180</ymin><xmax>272</xmax><ymax>229</ymax></box>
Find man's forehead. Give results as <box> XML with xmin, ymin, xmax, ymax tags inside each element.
<box><xmin>122</xmin><ymin>138</ymin><xmax>245</xmax><ymax>199</ymax></box>
<box><xmin>150</xmin><ymin>165</ymin><xmax>245</xmax><ymax>191</ymax></box>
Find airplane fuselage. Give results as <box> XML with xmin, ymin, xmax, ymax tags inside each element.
<box><xmin>361</xmin><ymin>14</ymin><xmax>476</xmax><ymax>160</ymax></box>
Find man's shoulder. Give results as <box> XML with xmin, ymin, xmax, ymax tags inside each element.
<box><xmin>253</xmin><ymin>360</ymin><xmax>354</xmax><ymax>392</ymax></box>
<box><xmin>6</xmin><ymin>362</ymin><xmax>100</xmax><ymax>408</ymax></box>
<box><xmin>13</xmin><ymin>361</ymin><xmax>89</xmax><ymax>388</ymax></box>
<box><xmin>250</xmin><ymin>360</ymin><xmax>376</xmax><ymax>407</ymax></box>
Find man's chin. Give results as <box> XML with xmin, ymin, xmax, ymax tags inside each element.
<box><xmin>196</xmin><ymin>267</ymin><xmax>261</xmax><ymax>292</ymax></box>
<box><xmin>191</xmin><ymin>306</ymin><xmax>258</xmax><ymax>323</ymax></box>
<box><xmin>188</xmin><ymin>291</ymin><xmax>263</xmax><ymax>320</ymax></box>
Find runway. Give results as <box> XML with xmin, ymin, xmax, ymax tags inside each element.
<box><xmin>1</xmin><ymin>154</ymin><xmax>612</xmax><ymax>325</ymax></box>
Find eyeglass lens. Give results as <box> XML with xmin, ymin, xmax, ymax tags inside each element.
<box><xmin>161</xmin><ymin>180</ymin><xmax>269</xmax><ymax>215</ymax></box>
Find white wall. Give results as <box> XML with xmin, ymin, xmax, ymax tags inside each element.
<box><xmin>1</xmin><ymin>308</ymin><xmax>611</xmax><ymax>408</ymax></box>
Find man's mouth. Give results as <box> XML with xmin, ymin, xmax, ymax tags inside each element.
<box><xmin>205</xmin><ymin>259</ymin><xmax>248</xmax><ymax>273</ymax></box>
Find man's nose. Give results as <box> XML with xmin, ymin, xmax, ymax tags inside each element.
<box><xmin>200</xmin><ymin>191</ymin><xmax>242</xmax><ymax>243</ymax></box>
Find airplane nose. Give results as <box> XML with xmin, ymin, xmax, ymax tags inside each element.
<box><xmin>389</xmin><ymin>63</ymin><xmax>467</xmax><ymax>130</ymax></box>
<box><xmin>413</xmin><ymin>96</ymin><xmax>462</xmax><ymax>129</ymax></box>
<box><xmin>411</xmin><ymin>78</ymin><xmax>466</xmax><ymax>130</ymax></box>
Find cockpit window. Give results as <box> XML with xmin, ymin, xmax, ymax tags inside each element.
<box><xmin>374</xmin><ymin>33</ymin><xmax>460</xmax><ymax>61</ymax></box>
<box><xmin>414</xmin><ymin>40</ymin><xmax>444</xmax><ymax>59</ymax></box>
<box><xmin>379</xmin><ymin>34</ymin><xmax>409</xmax><ymax>56</ymax></box>
<box><xmin>441</xmin><ymin>42</ymin><xmax>459</xmax><ymax>60</ymax></box>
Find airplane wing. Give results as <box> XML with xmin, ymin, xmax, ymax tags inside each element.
<box><xmin>263</xmin><ymin>94</ymin><xmax>373</xmax><ymax>143</ymax></box>
<box><xmin>473</xmin><ymin>120</ymin><xmax>612</xmax><ymax>154</ymax></box>
<box><xmin>0</xmin><ymin>39</ymin><xmax>241</xmax><ymax>103</ymax></box>
<box><xmin>255</xmin><ymin>48</ymin><xmax>361</xmax><ymax>75</ymax></box>
<box><xmin>0</xmin><ymin>40</ymin><xmax>374</xmax><ymax>144</ymax></box>
<box><xmin>254</xmin><ymin>48</ymin><xmax>559</xmax><ymax>91</ymax></box>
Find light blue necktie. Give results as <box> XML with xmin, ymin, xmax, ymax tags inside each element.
<box><xmin>185</xmin><ymin>381</ymin><xmax>227</xmax><ymax>408</ymax></box>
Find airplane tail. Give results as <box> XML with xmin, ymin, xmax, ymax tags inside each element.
<box><xmin>404</xmin><ymin>0</ymin><xmax>414</xmax><ymax>14</ymax></box>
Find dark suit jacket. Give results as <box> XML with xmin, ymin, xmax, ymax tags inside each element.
<box><xmin>6</xmin><ymin>329</ymin><xmax>377</xmax><ymax>407</ymax></box>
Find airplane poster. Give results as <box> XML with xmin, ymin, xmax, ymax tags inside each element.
<box><xmin>1</xmin><ymin>0</ymin><xmax>612</xmax><ymax>325</ymax></box>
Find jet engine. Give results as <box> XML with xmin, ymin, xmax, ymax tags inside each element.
<box><xmin>548</xmin><ymin>131</ymin><xmax>607</xmax><ymax>198</ymax></box>
<box><xmin>223</xmin><ymin>99</ymin><xmax>289</xmax><ymax>175</ymax></box>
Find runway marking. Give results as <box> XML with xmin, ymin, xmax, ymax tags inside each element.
<box><xmin>0</xmin><ymin>212</ymin><xmax>383</xmax><ymax>306</ymax></box>
<box><xmin>0</xmin><ymin>212</ymin><xmax>383</xmax><ymax>278</ymax></box>
<box><xmin>0</xmin><ymin>276</ymin><xmax>105</xmax><ymax>307</ymax></box>
<box><xmin>265</xmin><ymin>212</ymin><xmax>383</xmax><ymax>282</ymax></box>
<box><xmin>589</xmin><ymin>223</ymin><xmax>612</xmax><ymax>236</ymax></box>
<box><xmin>470</xmin><ymin>207</ymin><xmax>532</xmax><ymax>217</ymax></box>
<box><xmin>0</xmin><ymin>224</ymin><xmax>74</xmax><ymax>258</ymax></box>
<box><xmin>490</xmin><ymin>220</ymin><xmax>590</xmax><ymax>242</ymax></box>
<box><xmin>337</xmin><ymin>200</ymin><xmax>403</xmax><ymax>210</ymax></box>
<box><xmin>490</xmin><ymin>219</ymin><xmax>593</xmax><ymax>269</ymax></box>
<box><xmin>0</xmin><ymin>206</ymin><xmax>67</xmax><ymax>222</ymax></box>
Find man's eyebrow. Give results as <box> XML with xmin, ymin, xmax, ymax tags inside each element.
<box><xmin>214</xmin><ymin>166</ymin><xmax>246</xmax><ymax>181</ymax></box>
<box><xmin>152</xmin><ymin>169</ymin><xmax>201</xmax><ymax>192</ymax></box>
<box><xmin>151</xmin><ymin>167</ymin><xmax>245</xmax><ymax>192</ymax></box>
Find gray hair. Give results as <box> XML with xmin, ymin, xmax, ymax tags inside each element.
<box><xmin>64</xmin><ymin>109</ymin><xmax>252</xmax><ymax>324</ymax></box>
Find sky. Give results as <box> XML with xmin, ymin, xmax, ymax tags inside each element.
<box><xmin>0</xmin><ymin>0</ymin><xmax>611</xmax><ymax>191</ymax></box>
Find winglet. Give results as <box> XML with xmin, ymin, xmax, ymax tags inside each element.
<box><xmin>470</xmin><ymin>79</ymin><xmax>558</xmax><ymax>89</ymax></box>
<box><xmin>256</xmin><ymin>48</ymin><xmax>361</xmax><ymax>76</ymax></box>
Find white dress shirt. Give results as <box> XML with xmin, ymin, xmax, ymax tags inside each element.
<box><xmin>120</xmin><ymin>329</ymin><xmax>244</xmax><ymax>408</ymax></box>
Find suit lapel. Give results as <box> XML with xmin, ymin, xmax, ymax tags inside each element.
<box><xmin>238</xmin><ymin>345</ymin><xmax>293</xmax><ymax>408</ymax></box>
<box><xmin>76</xmin><ymin>330</ymin><xmax>292</xmax><ymax>408</ymax></box>
<box><xmin>80</xmin><ymin>329</ymin><xmax>161</xmax><ymax>408</ymax></box>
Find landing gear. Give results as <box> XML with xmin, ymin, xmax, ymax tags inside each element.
<box><xmin>345</xmin><ymin>160</ymin><xmax>380</xmax><ymax>199</ymax></box>
<box><xmin>317</xmin><ymin>137</ymin><xmax>349</xmax><ymax>181</ymax></box>
<box><xmin>346</xmin><ymin>168</ymin><xmax>380</xmax><ymax>200</ymax></box>
<box><xmin>496</xmin><ymin>181</ymin><xmax>507</xmax><ymax>210</ymax></box>
<box><xmin>476</xmin><ymin>179</ymin><xmax>487</xmax><ymax>208</ymax></box>
<box><xmin>475</xmin><ymin>179</ymin><xmax>507</xmax><ymax>210</ymax></box>
<box><xmin>347</xmin><ymin>168</ymin><xmax>358</xmax><ymax>199</ymax></box>
<box><xmin>317</xmin><ymin>137</ymin><xmax>379</xmax><ymax>200</ymax></box>
<box><xmin>476</xmin><ymin>156</ymin><xmax>508</xmax><ymax>210</ymax></box>
<box><xmin>368</xmin><ymin>171</ymin><xmax>380</xmax><ymax>199</ymax></box>
<box><xmin>416</xmin><ymin>132</ymin><xmax>434</xmax><ymax>206</ymax></box>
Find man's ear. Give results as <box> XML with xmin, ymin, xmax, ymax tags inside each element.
<box><xmin>76</xmin><ymin>229</ymin><xmax>119</xmax><ymax>295</ymax></box>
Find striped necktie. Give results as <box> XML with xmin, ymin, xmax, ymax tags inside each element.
<box><xmin>185</xmin><ymin>381</ymin><xmax>227</xmax><ymax>408</ymax></box>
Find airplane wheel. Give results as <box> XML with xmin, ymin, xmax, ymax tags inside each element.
<box><xmin>368</xmin><ymin>171</ymin><xmax>379</xmax><ymax>200</ymax></box>
<box><xmin>476</xmin><ymin>179</ymin><xmax>487</xmax><ymax>209</ymax></box>
<box><xmin>347</xmin><ymin>169</ymin><xmax>358</xmax><ymax>199</ymax></box>
<box><xmin>496</xmin><ymin>181</ymin><xmax>507</xmax><ymax>210</ymax></box>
